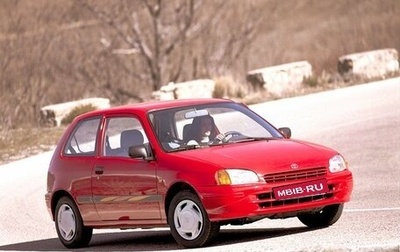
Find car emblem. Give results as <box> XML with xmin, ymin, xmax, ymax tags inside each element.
<box><xmin>290</xmin><ymin>163</ymin><xmax>299</xmax><ymax>169</ymax></box>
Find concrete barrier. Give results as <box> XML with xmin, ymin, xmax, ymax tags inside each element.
<box><xmin>246</xmin><ymin>61</ymin><xmax>312</xmax><ymax>96</ymax></box>
<box><xmin>152</xmin><ymin>79</ymin><xmax>215</xmax><ymax>100</ymax></box>
<box><xmin>338</xmin><ymin>48</ymin><xmax>399</xmax><ymax>79</ymax></box>
<box><xmin>40</xmin><ymin>98</ymin><xmax>110</xmax><ymax>126</ymax></box>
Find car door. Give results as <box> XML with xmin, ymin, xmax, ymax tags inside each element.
<box><xmin>91</xmin><ymin>115</ymin><xmax>161</xmax><ymax>221</ymax></box>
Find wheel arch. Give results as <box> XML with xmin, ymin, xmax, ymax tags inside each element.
<box><xmin>50</xmin><ymin>190</ymin><xmax>74</xmax><ymax>220</ymax></box>
<box><xmin>164</xmin><ymin>182</ymin><xmax>197</xmax><ymax>223</ymax></box>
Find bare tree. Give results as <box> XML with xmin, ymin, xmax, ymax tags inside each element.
<box><xmin>0</xmin><ymin>4</ymin><xmax>56</xmax><ymax>128</ymax></box>
<box><xmin>3</xmin><ymin>0</ymin><xmax>397</xmax><ymax>129</ymax></box>
<box><xmin>74</xmin><ymin>0</ymin><xmax>204</xmax><ymax>92</ymax></box>
<box><xmin>195</xmin><ymin>1</ymin><xmax>263</xmax><ymax>79</ymax></box>
<box><xmin>0</xmin><ymin>0</ymin><xmax>263</xmax><ymax>129</ymax></box>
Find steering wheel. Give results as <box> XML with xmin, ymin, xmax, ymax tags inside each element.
<box><xmin>164</xmin><ymin>132</ymin><xmax>184</xmax><ymax>145</ymax></box>
<box><xmin>217</xmin><ymin>130</ymin><xmax>243</xmax><ymax>143</ymax></box>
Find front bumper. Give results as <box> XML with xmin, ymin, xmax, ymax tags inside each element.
<box><xmin>200</xmin><ymin>172</ymin><xmax>353</xmax><ymax>222</ymax></box>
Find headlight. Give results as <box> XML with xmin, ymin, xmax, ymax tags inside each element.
<box><xmin>329</xmin><ymin>154</ymin><xmax>348</xmax><ymax>173</ymax></box>
<box><xmin>215</xmin><ymin>169</ymin><xmax>260</xmax><ymax>185</ymax></box>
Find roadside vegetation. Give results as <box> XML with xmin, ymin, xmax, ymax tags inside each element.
<box><xmin>0</xmin><ymin>0</ymin><xmax>399</xmax><ymax>164</ymax></box>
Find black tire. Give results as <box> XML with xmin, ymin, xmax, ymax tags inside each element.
<box><xmin>55</xmin><ymin>196</ymin><xmax>93</xmax><ymax>248</ymax></box>
<box><xmin>168</xmin><ymin>191</ymin><xmax>220</xmax><ymax>248</ymax></box>
<box><xmin>298</xmin><ymin>204</ymin><xmax>344</xmax><ymax>228</ymax></box>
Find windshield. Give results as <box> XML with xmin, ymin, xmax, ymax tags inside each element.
<box><xmin>148</xmin><ymin>102</ymin><xmax>284</xmax><ymax>152</ymax></box>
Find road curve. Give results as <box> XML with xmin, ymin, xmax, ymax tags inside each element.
<box><xmin>0</xmin><ymin>78</ymin><xmax>399</xmax><ymax>252</ymax></box>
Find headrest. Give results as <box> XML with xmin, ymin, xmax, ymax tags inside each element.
<box><xmin>120</xmin><ymin>129</ymin><xmax>144</xmax><ymax>149</ymax></box>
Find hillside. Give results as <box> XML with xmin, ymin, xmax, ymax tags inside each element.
<box><xmin>0</xmin><ymin>0</ymin><xmax>399</xmax><ymax>163</ymax></box>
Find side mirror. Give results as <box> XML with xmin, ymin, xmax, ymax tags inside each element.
<box><xmin>128</xmin><ymin>144</ymin><xmax>154</xmax><ymax>161</ymax></box>
<box><xmin>279</xmin><ymin>127</ymin><xmax>291</xmax><ymax>139</ymax></box>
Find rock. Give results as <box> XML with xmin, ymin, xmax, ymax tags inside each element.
<box><xmin>246</xmin><ymin>61</ymin><xmax>312</xmax><ymax>96</ymax></box>
<box><xmin>40</xmin><ymin>98</ymin><xmax>110</xmax><ymax>126</ymax></box>
<box><xmin>338</xmin><ymin>48</ymin><xmax>399</xmax><ymax>79</ymax></box>
<box><xmin>152</xmin><ymin>79</ymin><xmax>215</xmax><ymax>100</ymax></box>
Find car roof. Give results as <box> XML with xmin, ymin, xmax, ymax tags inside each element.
<box><xmin>116</xmin><ymin>98</ymin><xmax>232</xmax><ymax>111</ymax></box>
<box><xmin>74</xmin><ymin>98</ymin><xmax>234</xmax><ymax>120</ymax></box>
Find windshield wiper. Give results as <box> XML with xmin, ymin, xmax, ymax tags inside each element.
<box><xmin>206</xmin><ymin>136</ymin><xmax>276</xmax><ymax>146</ymax></box>
<box><xmin>232</xmin><ymin>137</ymin><xmax>276</xmax><ymax>143</ymax></box>
<box><xmin>167</xmin><ymin>144</ymin><xmax>202</xmax><ymax>153</ymax></box>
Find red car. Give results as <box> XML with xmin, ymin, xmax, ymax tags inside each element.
<box><xmin>45</xmin><ymin>98</ymin><xmax>353</xmax><ymax>248</ymax></box>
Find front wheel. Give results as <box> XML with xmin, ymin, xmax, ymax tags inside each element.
<box><xmin>55</xmin><ymin>196</ymin><xmax>93</xmax><ymax>248</ymax></box>
<box><xmin>298</xmin><ymin>204</ymin><xmax>344</xmax><ymax>228</ymax></box>
<box><xmin>168</xmin><ymin>191</ymin><xmax>220</xmax><ymax>248</ymax></box>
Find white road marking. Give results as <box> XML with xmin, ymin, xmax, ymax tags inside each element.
<box><xmin>345</xmin><ymin>207</ymin><xmax>400</xmax><ymax>212</ymax></box>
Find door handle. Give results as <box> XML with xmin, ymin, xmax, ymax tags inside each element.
<box><xmin>94</xmin><ymin>166</ymin><xmax>104</xmax><ymax>175</ymax></box>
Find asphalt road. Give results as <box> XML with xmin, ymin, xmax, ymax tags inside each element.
<box><xmin>0</xmin><ymin>78</ymin><xmax>399</xmax><ymax>252</ymax></box>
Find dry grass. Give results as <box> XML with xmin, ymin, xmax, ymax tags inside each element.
<box><xmin>0</xmin><ymin>127</ymin><xmax>66</xmax><ymax>165</ymax></box>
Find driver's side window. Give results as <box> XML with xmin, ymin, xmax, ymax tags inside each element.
<box><xmin>103</xmin><ymin>117</ymin><xmax>148</xmax><ymax>157</ymax></box>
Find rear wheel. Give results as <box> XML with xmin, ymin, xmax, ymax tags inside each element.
<box><xmin>298</xmin><ymin>204</ymin><xmax>344</xmax><ymax>228</ymax></box>
<box><xmin>168</xmin><ymin>191</ymin><xmax>220</xmax><ymax>248</ymax></box>
<box><xmin>55</xmin><ymin>196</ymin><xmax>93</xmax><ymax>248</ymax></box>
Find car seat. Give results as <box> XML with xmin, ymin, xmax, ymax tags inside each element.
<box><xmin>120</xmin><ymin>129</ymin><xmax>144</xmax><ymax>156</ymax></box>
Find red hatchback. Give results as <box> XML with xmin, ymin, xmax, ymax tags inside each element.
<box><xmin>45</xmin><ymin>98</ymin><xmax>353</xmax><ymax>248</ymax></box>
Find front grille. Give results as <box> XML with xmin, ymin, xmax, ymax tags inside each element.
<box><xmin>257</xmin><ymin>185</ymin><xmax>334</xmax><ymax>208</ymax></box>
<box><xmin>263</xmin><ymin>167</ymin><xmax>327</xmax><ymax>183</ymax></box>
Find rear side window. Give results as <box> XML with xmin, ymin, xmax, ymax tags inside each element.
<box><xmin>64</xmin><ymin>117</ymin><xmax>101</xmax><ymax>156</ymax></box>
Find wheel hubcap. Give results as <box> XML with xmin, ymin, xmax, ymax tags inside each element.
<box><xmin>57</xmin><ymin>204</ymin><xmax>76</xmax><ymax>241</ymax></box>
<box><xmin>174</xmin><ymin>200</ymin><xmax>203</xmax><ymax>240</ymax></box>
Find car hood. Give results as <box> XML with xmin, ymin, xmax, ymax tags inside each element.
<box><xmin>173</xmin><ymin>139</ymin><xmax>337</xmax><ymax>173</ymax></box>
